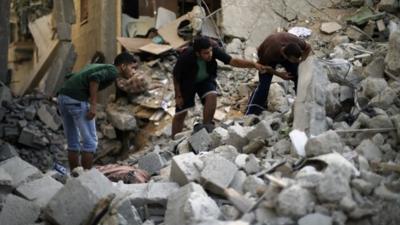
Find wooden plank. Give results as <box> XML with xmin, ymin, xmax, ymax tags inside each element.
<box><xmin>139</xmin><ymin>43</ymin><xmax>172</xmax><ymax>55</ymax></box>
<box><xmin>117</xmin><ymin>37</ymin><xmax>152</xmax><ymax>53</ymax></box>
<box><xmin>17</xmin><ymin>41</ymin><xmax>60</xmax><ymax>96</ymax></box>
<box><xmin>158</xmin><ymin>14</ymin><xmax>189</xmax><ymax>49</ymax></box>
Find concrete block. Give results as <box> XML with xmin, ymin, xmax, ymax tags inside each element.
<box><xmin>170</xmin><ymin>153</ymin><xmax>202</xmax><ymax>186</ymax></box>
<box><xmin>0</xmin><ymin>157</ymin><xmax>42</xmax><ymax>188</ymax></box>
<box><xmin>226</xmin><ymin>124</ymin><xmax>251</xmax><ymax>151</ymax></box>
<box><xmin>0</xmin><ymin>194</ymin><xmax>40</xmax><ymax>225</ymax></box>
<box><xmin>24</xmin><ymin>106</ymin><xmax>36</xmax><ymax>120</ymax></box>
<box><xmin>316</xmin><ymin>167</ymin><xmax>351</xmax><ymax>202</ymax></box>
<box><xmin>106</xmin><ymin>107</ymin><xmax>137</xmax><ymax>131</ymax></box>
<box><xmin>37</xmin><ymin>105</ymin><xmax>62</xmax><ymax>131</ymax></box>
<box><xmin>229</xmin><ymin>170</ymin><xmax>247</xmax><ymax>194</ymax></box>
<box><xmin>213</xmin><ymin>145</ymin><xmax>239</xmax><ymax>162</ymax></box>
<box><xmin>244</xmin><ymin>154</ymin><xmax>262</xmax><ymax>174</ymax></box>
<box><xmin>118</xmin><ymin>182</ymin><xmax>179</xmax><ymax>207</ymax></box>
<box><xmin>246</xmin><ymin>120</ymin><xmax>274</xmax><ymax>140</ymax></box>
<box><xmin>0</xmin><ymin>143</ymin><xmax>19</xmax><ymax>162</ymax></box>
<box><xmin>243</xmin><ymin>175</ymin><xmax>265</xmax><ymax>196</ymax></box>
<box><xmin>18</xmin><ymin>127</ymin><xmax>45</xmax><ymax>149</ymax></box>
<box><xmin>188</xmin><ymin>128</ymin><xmax>212</xmax><ymax>153</ymax></box>
<box><xmin>320</xmin><ymin>22</ymin><xmax>342</xmax><ymax>34</ymax></box>
<box><xmin>45</xmin><ymin>169</ymin><xmax>117</xmax><ymax>225</ymax></box>
<box><xmin>355</xmin><ymin>139</ymin><xmax>382</xmax><ymax>161</ymax></box>
<box><xmin>305</xmin><ymin>130</ymin><xmax>344</xmax><ymax>157</ymax></box>
<box><xmin>200</xmin><ymin>155</ymin><xmax>238</xmax><ymax>195</ymax></box>
<box><xmin>277</xmin><ymin>185</ymin><xmax>316</xmax><ymax>218</ymax></box>
<box><xmin>210</xmin><ymin>127</ymin><xmax>230</xmax><ymax>147</ymax></box>
<box><xmin>138</xmin><ymin>152</ymin><xmax>166</xmax><ymax>175</ymax></box>
<box><xmin>298</xmin><ymin>213</ymin><xmax>333</xmax><ymax>225</ymax></box>
<box><xmin>164</xmin><ymin>182</ymin><xmax>221</xmax><ymax>225</ymax></box>
<box><xmin>16</xmin><ymin>176</ymin><xmax>63</xmax><ymax>208</ymax></box>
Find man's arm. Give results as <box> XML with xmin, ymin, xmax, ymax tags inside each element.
<box><xmin>87</xmin><ymin>81</ymin><xmax>99</xmax><ymax>120</ymax></box>
<box><xmin>229</xmin><ymin>58</ymin><xmax>266</xmax><ymax>71</ymax></box>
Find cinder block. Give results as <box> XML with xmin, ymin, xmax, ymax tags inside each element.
<box><xmin>16</xmin><ymin>176</ymin><xmax>63</xmax><ymax>208</ymax></box>
<box><xmin>138</xmin><ymin>152</ymin><xmax>166</xmax><ymax>175</ymax></box>
<box><xmin>0</xmin><ymin>157</ymin><xmax>42</xmax><ymax>188</ymax></box>
<box><xmin>200</xmin><ymin>155</ymin><xmax>238</xmax><ymax>195</ymax></box>
<box><xmin>45</xmin><ymin>169</ymin><xmax>117</xmax><ymax>225</ymax></box>
<box><xmin>170</xmin><ymin>153</ymin><xmax>202</xmax><ymax>186</ymax></box>
<box><xmin>0</xmin><ymin>194</ymin><xmax>41</xmax><ymax>225</ymax></box>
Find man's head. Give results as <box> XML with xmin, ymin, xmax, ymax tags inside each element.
<box><xmin>282</xmin><ymin>43</ymin><xmax>302</xmax><ymax>63</ymax></box>
<box><xmin>114</xmin><ymin>52</ymin><xmax>137</xmax><ymax>78</ymax></box>
<box><xmin>193</xmin><ymin>37</ymin><xmax>213</xmax><ymax>62</ymax></box>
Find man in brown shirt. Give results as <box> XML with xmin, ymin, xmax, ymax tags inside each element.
<box><xmin>246</xmin><ymin>32</ymin><xmax>311</xmax><ymax>115</ymax></box>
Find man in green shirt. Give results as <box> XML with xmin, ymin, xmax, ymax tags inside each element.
<box><xmin>58</xmin><ymin>52</ymin><xmax>136</xmax><ymax>171</ymax></box>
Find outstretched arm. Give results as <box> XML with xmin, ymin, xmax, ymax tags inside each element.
<box><xmin>229</xmin><ymin>58</ymin><xmax>266</xmax><ymax>71</ymax></box>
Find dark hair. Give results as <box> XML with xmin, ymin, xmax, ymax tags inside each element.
<box><xmin>114</xmin><ymin>52</ymin><xmax>136</xmax><ymax>66</ymax></box>
<box><xmin>193</xmin><ymin>37</ymin><xmax>211</xmax><ymax>53</ymax></box>
<box><xmin>90</xmin><ymin>51</ymin><xmax>105</xmax><ymax>64</ymax></box>
<box><xmin>283</xmin><ymin>43</ymin><xmax>302</xmax><ymax>58</ymax></box>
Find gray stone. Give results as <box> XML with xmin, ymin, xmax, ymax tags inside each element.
<box><xmin>45</xmin><ymin>169</ymin><xmax>117</xmax><ymax>225</ymax></box>
<box><xmin>0</xmin><ymin>82</ymin><xmax>12</xmax><ymax>106</ymax></box>
<box><xmin>267</xmin><ymin>83</ymin><xmax>289</xmax><ymax>112</ymax></box>
<box><xmin>0</xmin><ymin>143</ymin><xmax>18</xmax><ymax>162</ymax></box>
<box><xmin>295</xmin><ymin>166</ymin><xmax>323</xmax><ymax>188</ymax></box>
<box><xmin>363</xmin><ymin>56</ymin><xmax>385</xmax><ymax>78</ymax></box>
<box><xmin>170</xmin><ymin>152</ymin><xmax>202</xmax><ymax>186</ymax></box>
<box><xmin>331</xmin><ymin>211</ymin><xmax>347</xmax><ymax>225</ymax></box>
<box><xmin>16</xmin><ymin>176</ymin><xmax>63</xmax><ymax>208</ymax></box>
<box><xmin>392</xmin><ymin>114</ymin><xmax>400</xmax><ymax>140</ymax></box>
<box><xmin>320</xmin><ymin>22</ymin><xmax>342</xmax><ymax>34</ymax></box>
<box><xmin>0</xmin><ymin>194</ymin><xmax>40</xmax><ymax>225</ymax></box>
<box><xmin>298</xmin><ymin>213</ymin><xmax>332</xmax><ymax>225</ymax></box>
<box><xmin>229</xmin><ymin>170</ymin><xmax>247</xmax><ymax>193</ymax></box>
<box><xmin>177</xmin><ymin>139</ymin><xmax>191</xmax><ymax>155</ymax></box>
<box><xmin>213</xmin><ymin>145</ymin><xmax>239</xmax><ymax>162</ymax></box>
<box><xmin>244</xmin><ymin>154</ymin><xmax>262</xmax><ymax>174</ymax></box>
<box><xmin>369</xmin><ymin>87</ymin><xmax>397</xmax><ymax>110</ymax></box>
<box><xmin>118</xmin><ymin>182</ymin><xmax>179</xmax><ymax>207</ymax></box>
<box><xmin>355</xmin><ymin>139</ymin><xmax>382</xmax><ymax>161</ymax></box>
<box><xmin>18</xmin><ymin>127</ymin><xmax>45</xmax><ymax>149</ymax></box>
<box><xmin>351</xmin><ymin>179</ymin><xmax>374</xmax><ymax>195</ymax></box>
<box><xmin>378</xmin><ymin>0</ymin><xmax>399</xmax><ymax>13</ymax></box>
<box><xmin>0</xmin><ymin>168</ymin><xmax>12</xmax><ymax>187</ymax></box>
<box><xmin>164</xmin><ymin>182</ymin><xmax>221</xmax><ymax>225</ymax></box>
<box><xmin>226</xmin><ymin>124</ymin><xmax>251</xmax><ymax>150</ymax></box>
<box><xmin>113</xmin><ymin>197</ymin><xmax>142</xmax><ymax>225</ymax></box>
<box><xmin>374</xmin><ymin>183</ymin><xmax>400</xmax><ymax>201</ymax></box>
<box><xmin>37</xmin><ymin>104</ymin><xmax>62</xmax><ymax>131</ymax></box>
<box><xmin>221</xmin><ymin>204</ymin><xmax>241</xmax><ymax>220</ymax></box>
<box><xmin>305</xmin><ymin>130</ymin><xmax>344</xmax><ymax>157</ymax></box>
<box><xmin>197</xmin><ymin>221</ymin><xmax>250</xmax><ymax>225</ymax></box>
<box><xmin>107</xmin><ymin>106</ymin><xmax>137</xmax><ymax>131</ymax></box>
<box><xmin>247</xmin><ymin>120</ymin><xmax>274</xmax><ymax>140</ymax></box>
<box><xmin>368</xmin><ymin>112</ymin><xmax>394</xmax><ymax>129</ymax></box>
<box><xmin>360</xmin><ymin>77</ymin><xmax>388</xmax><ymax>99</ymax></box>
<box><xmin>294</xmin><ymin>57</ymin><xmax>329</xmax><ymax>136</ymax></box>
<box><xmin>316</xmin><ymin>167</ymin><xmax>351</xmax><ymax>202</ymax></box>
<box><xmin>235</xmin><ymin>154</ymin><xmax>248</xmax><ymax>169</ymax></box>
<box><xmin>0</xmin><ymin>157</ymin><xmax>42</xmax><ymax>188</ymax></box>
<box><xmin>243</xmin><ymin>175</ymin><xmax>265</xmax><ymax>196</ymax></box>
<box><xmin>226</xmin><ymin>38</ymin><xmax>243</xmax><ymax>54</ymax></box>
<box><xmin>101</xmin><ymin>124</ymin><xmax>117</xmax><ymax>139</ymax></box>
<box><xmin>339</xmin><ymin>196</ymin><xmax>356</xmax><ymax>212</ymax></box>
<box><xmin>138</xmin><ymin>152</ymin><xmax>166</xmax><ymax>175</ymax></box>
<box><xmin>201</xmin><ymin>155</ymin><xmax>238</xmax><ymax>194</ymax></box>
<box><xmin>277</xmin><ymin>185</ymin><xmax>316</xmax><ymax>218</ymax></box>
<box><xmin>360</xmin><ymin>170</ymin><xmax>383</xmax><ymax>188</ymax></box>
<box><xmin>331</xmin><ymin>35</ymin><xmax>350</xmax><ymax>47</ymax></box>
<box><xmin>24</xmin><ymin>106</ymin><xmax>36</xmax><ymax>120</ymax></box>
<box><xmin>210</xmin><ymin>127</ymin><xmax>230</xmax><ymax>147</ymax></box>
<box><xmin>189</xmin><ymin>128</ymin><xmax>212</xmax><ymax>153</ymax></box>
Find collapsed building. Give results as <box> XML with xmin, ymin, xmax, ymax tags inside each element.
<box><xmin>1</xmin><ymin>0</ymin><xmax>400</xmax><ymax>225</ymax></box>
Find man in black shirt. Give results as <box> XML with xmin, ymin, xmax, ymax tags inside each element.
<box><xmin>172</xmin><ymin>37</ymin><xmax>266</xmax><ymax>138</ymax></box>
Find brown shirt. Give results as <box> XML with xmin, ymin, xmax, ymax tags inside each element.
<box><xmin>258</xmin><ymin>32</ymin><xmax>309</xmax><ymax>65</ymax></box>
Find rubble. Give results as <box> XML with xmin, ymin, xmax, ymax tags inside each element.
<box><xmin>320</xmin><ymin>22</ymin><xmax>343</xmax><ymax>34</ymax></box>
<box><xmin>0</xmin><ymin>194</ymin><xmax>41</xmax><ymax>225</ymax></box>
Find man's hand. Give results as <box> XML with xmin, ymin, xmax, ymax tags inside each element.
<box><xmin>86</xmin><ymin>107</ymin><xmax>96</xmax><ymax>120</ymax></box>
<box><xmin>175</xmin><ymin>96</ymin><xmax>184</xmax><ymax>108</ymax></box>
<box><xmin>254</xmin><ymin>62</ymin><xmax>267</xmax><ymax>72</ymax></box>
<box><xmin>278</xmin><ymin>71</ymin><xmax>294</xmax><ymax>80</ymax></box>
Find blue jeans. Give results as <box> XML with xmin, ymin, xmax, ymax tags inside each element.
<box><xmin>245</xmin><ymin>61</ymin><xmax>299</xmax><ymax>115</ymax></box>
<box><xmin>58</xmin><ymin>95</ymin><xmax>97</xmax><ymax>153</ymax></box>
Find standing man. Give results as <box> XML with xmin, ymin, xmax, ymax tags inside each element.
<box><xmin>172</xmin><ymin>36</ymin><xmax>266</xmax><ymax>138</ymax></box>
<box><xmin>58</xmin><ymin>52</ymin><xmax>136</xmax><ymax>171</ymax></box>
<box><xmin>246</xmin><ymin>32</ymin><xmax>311</xmax><ymax>115</ymax></box>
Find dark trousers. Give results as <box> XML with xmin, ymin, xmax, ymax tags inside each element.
<box><xmin>245</xmin><ymin>61</ymin><xmax>299</xmax><ymax>115</ymax></box>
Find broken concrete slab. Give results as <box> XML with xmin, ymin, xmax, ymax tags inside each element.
<box><xmin>189</xmin><ymin>128</ymin><xmax>213</xmax><ymax>153</ymax></box>
<box><xmin>45</xmin><ymin>169</ymin><xmax>117</xmax><ymax>225</ymax></box>
<box><xmin>0</xmin><ymin>82</ymin><xmax>12</xmax><ymax>106</ymax></box>
<box><xmin>0</xmin><ymin>194</ymin><xmax>41</xmax><ymax>225</ymax></box>
<box><xmin>18</xmin><ymin>127</ymin><xmax>45</xmax><ymax>149</ymax></box>
<box><xmin>164</xmin><ymin>182</ymin><xmax>221</xmax><ymax>225</ymax></box>
<box><xmin>246</xmin><ymin>120</ymin><xmax>274</xmax><ymax>140</ymax></box>
<box><xmin>277</xmin><ymin>185</ymin><xmax>316</xmax><ymax>218</ymax></box>
<box><xmin>230</xmin><ymin>170</ymin><xmax>247</xmax><ymax>194</ymax></box>
<box><xmin>0</xmin><ymin>157</ymin><xmax>42</xmax><ymax>188</ymax></box>
<box><xmin>106</xmin><ymin>106</ymin><xmax>137</xmax><ymax>131</ymax></box>
<box><xmin>138</xmin><ymin>152</ymin><xmax>166</xmax><ymax>175</ymax></box>
<box><xmin>37</xmin><ymin>104</ymin><xmax>62</xmax><ymax>131</ymax></box>
<box><xmin>226</xmin><ymin>124</ymin><xmax>251</xmax><ymax>151</ymax></box>
<box><xmin>16</xmin><ymin>176</ymin><xmax>63</xmax><ymax>208</ymax></box>
<box><xmin>170</xmin><ymin>152</ymin><xmax>202</xmax><ymax>186</ymax></box>
<box><xmin>200</xmin><ymin>155</ymin><xmax>238</xmax><ymax>195</ymax></box>
<box><xmin>298</xmin><ymin>213</ymin><xmax>333</xmax><ymax>225</ymax></box>
<box><xmin>304</xmin><ymin>130</ymin><xmax>344</xmax><ymax>157</ymax></box>
<box><xmin>316</xmin><ymin>167</ymin><xmax>352</xmax><ymax>202</ymax></box>
<box><xmin>294</xmin><ymin>57</ymin><xmax>329</xmax><ymax>136</ymax></box>
<box><xmin>213</xmin><ymin>145</ymin><xmax>239</xmax><ymax>163</ymax></box>
<box><xmin>320</xmin><ymin>22</ymin><xmax>342</xmax><ymax>34</ymax></box>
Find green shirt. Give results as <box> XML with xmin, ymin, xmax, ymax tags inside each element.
<box><xmin>195</xmin><ymin>59</ymin><xmax>209</xmax><ymax>83</ymax></box>
<box><xmin>58</xmin><ymin>64</ymin><xmax>118</xmax><ymax>101</ymax></box>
